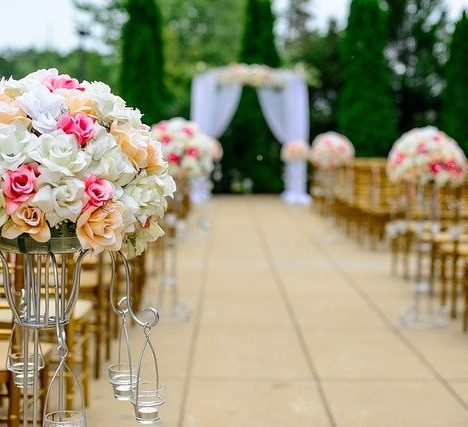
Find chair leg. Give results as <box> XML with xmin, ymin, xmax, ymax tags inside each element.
<box><xmin>451</xmin><ymin>254</ymin><xmax>459</xmax><ymax>319</ymax></box>
<box><xmin>440</xmin><ymin>253</ymin><xmax>447</xmax><ymax>306</ymax></box>
<box><xmin>66</xmin><ymin>321</ymin><xmax>75</xmax><ymax>410</ymax></box>
<box><xmin>82</xmin><ymin>322</ymin><xmax>90</xmax><ymax>407</ymax></box>
<box><xmin>8</xmin><ymin>373</ymin><xmax>20</xmax><ymax>427</ymax></box>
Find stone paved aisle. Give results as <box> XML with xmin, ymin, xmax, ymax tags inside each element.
<box><xmin>88</xmin><ymin>196</ymin><xmax>468</xmax><ymax>427</ymax></box>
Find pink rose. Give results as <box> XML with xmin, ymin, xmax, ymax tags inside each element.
<box><xmin>417</xmin><ymin>144</ymin><xmax>427</xmax><ymax>154</ymax></box>
<box><xmin>154</xmin><ymin>122</ymin><xmax>167</xmax><ymax>131</ymax></box>
<box><xmin>2</xmin><ymin>163</ymin><xmax>39</xmax><ymax>215</ymax></box>
<box><xmin>43</xmin><ymin>74</ymin><xmax>84</xmax><ymax>92</ymax></box>
<box><xmin>182</xmin><ymin>126</ymin><xmax>195</xmax><ymax>136</ymax></box>
<box><xmin>57</xmin><ymin>112</ymin><xmax>97</xmax><ymax>146</ymax></box>
<box><xmin>394</xmin><ymin>151</ymin><xmax>405</xmax><ymax>165</ymax></box>
<box><xmin>185</xmin><ymin>147</ymin><xmax>199</xmax><ymax>158</ymax></box>
<box><xmin>430</xmin><ymin>162</ymin><xmax>442</xmax><ymax>174</ymax></box>
<box><xmin>83</xmin><ymin>175</ymin><xmax>114</xmax><ymax>211</ymax></box>
<box><xmin>167</xmin><ymin>153</ymin><xmax>181</xmax><ymax>164</ymax></box>
<box><xmin>160</xmin><ymin>134</ymin><xmax>171</xmax><ymax>145</ymax></box>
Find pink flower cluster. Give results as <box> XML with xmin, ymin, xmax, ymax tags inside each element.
<box><xmin>386</xmin><ymin>127</ymin><xmax>467</xmax><ymax>186</ymax></box>
<box><xmin>152</xmin><ymin>118</ymin><xmax>216</xmax><ymax>178</ymax></box>
<box><xmin>309</xmin><ymin>132</ymin><xmax>355</xmax><ymax>170</ymax></box>
<box><xmin>0</xmin><ymin>68</ymin><xmax>175</xmax><ymax>254</ymax></box>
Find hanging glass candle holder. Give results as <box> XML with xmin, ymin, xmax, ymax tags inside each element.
<box><xmin>43</xmin><ymin>329</ymin><xmax>87</xmax><ymax>427</ymax></box>
<box><xmin>131</xmin><ymin>327</ymin><xmax>165</xmax><ymax>424</ymax></box>
<box><xmin>6</xmin><ymin>324</ymin><xmax>44</xmax><ymax>388</ymax></box>
<box><xmin>108</xmin><ymin>297</ymin><xmax>137</xmax><ymax>401</ymax></box>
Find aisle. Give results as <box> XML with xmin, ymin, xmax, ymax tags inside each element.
<box><xmin>88</xmin><ymin>196</ymin><xmax>468</xmax><ymax>427</ymax></box>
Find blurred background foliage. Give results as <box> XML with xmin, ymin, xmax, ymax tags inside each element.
<box><xmin>0</xmin><ymin>0</ymin><xmax>465</xmax><ymax>191</ymax></box>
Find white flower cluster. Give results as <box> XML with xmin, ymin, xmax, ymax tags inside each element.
<box><xmin>0</xmin><ymin>69</ymin><xmax>175</xmax><ymax>255</ymax></box>
<box><xmin>281</xmin><ymin>140</ymin><xmax>310</xmax><ymax>162</ymax></box>
<box><xmin>218</xmin><ymin>63</ymin><xmax>284</xmax><ymax>89</ymax></box>
<box><xmin>310</xmin><ymin>132</ymin><xmax>355</xmax><ymax>170</ymax></box>
<box><xmin>151</xmin><ymin>118</ymin><xmax>216</xmax><ymax>179</ymax></box>
<box><xmin>386</xmin><ymin>126</ymin><xmax>467</xmax><ymax>186</ymax></box>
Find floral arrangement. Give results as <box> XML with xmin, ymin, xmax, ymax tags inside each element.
<box><xmin>151</xmin><ymin>118</ymin><xmax>215</xmax><ymax>178</ymax></box>
<box><xmin>386</xmin><ymin>126</ymin><xmax>467</xmax><ymax>186</ymax></box>
<box><xmin>0</xmin><ymin>69</ymin><xmax>175</xmax><ymax>255</ymax></box>
<box><xmin>210</xmin><ymin>139</ymin><xmax>224</xmax><ymax>162</ymax></box>
<box><xmin>218</xmin><ymin>63</ymin><xmax>284</xmax><ymax>89</ymax></box>
<box><xmin>310</xmin><ymin>132</ymin><xmax>355</xmax><ymax>170</ymax></box>
<box><xmin>281</xmin><ymin>140</ymin><xmax>310</xmax><ymax>162</ymax></box>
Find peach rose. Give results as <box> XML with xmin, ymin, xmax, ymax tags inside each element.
<box><xmin>0</xmin><ymin>94</ymin><xmax>30</xmax><ymax>126</ymax></box>
<box><xmin>1</xmin><ymin>203</ymin><xmax>50</xmax><ymax>243</ymax></box>
<box><xmin>110</xmin><ymin>121</ymin><xmax>149</xmax><ymax>169</ymax></box>
<box><xmin>76</xmin><ymin>201</ymin><xmax>125</xmax><ymax>252</ymax></box>
<box><xmin>146</xmin><ymin>141</ymin><xmax>165</xmax><ymax>173</ymax></box>
<box><xmin>58</xmin><ymin>90</ymin><xmax>96</xmax><ymax>116</ymax></box>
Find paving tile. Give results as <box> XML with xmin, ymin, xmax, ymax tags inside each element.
<box><xmin>191</xmin><ymin>326</ymin><xmax>310</xmax><ymax>379</ymax></box>
<box><xmin>200</xmin><ymin>294</ymin><xmax>291</xmax><ymax>327</ymax></box>
<box><xmin>290</xmin><ymin>295</ymin><xmax>389</xmax><ymax>332</ymax></box>
<box><xmin>304</xmin><ymin>331</ymin><xmax>433</xmax><ymax>380</ymax></box>
<box><xmin>323</xmin><ymin>381</ymin><xmax>468</xmax><ymax>427</ymax></box>
<box><xmin>183</xmin><ymin>380</ymin><xmax>331</xmax><ymax>427</ymax></box>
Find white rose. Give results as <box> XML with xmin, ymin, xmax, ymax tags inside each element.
<box><xmin>85</xmin><ymin>145</ymin><xmax>137</xmax><ymax>186</ymax></box>
<box><xmin>122</xmin><ymin>170</ymin><xmax>168</xmax><ymax>225</ymax></box>
<box><xmin>81</xmin><ymin>81</ymin><xmax>128</xmax><ymax>125</ymax></box>
<box><xmin>30</xmin><ymin>131</ymin><xmax>91</xmax><ymax>177</ymax></box>
<box><xmin>32</xmin><ymin>178</ymin><xmax>85</xmax><ymax>227</ymax></box>
<box><xmin>83</xmin><ymin>127</ymin><xmax>117</xmax><ymax>160</ymax></box>
<box><xmin>16</xmin><ymin>85</ymin><xmax>66</xmax><ymax>134</ymax></box>
<box><xmin>0</xmin><ymin>122</ymin><xmax>40</xmax><ymax>173</ymax></box>
<box><xmin>126</xmin><ymin>220</ymin><xmax>164</xmax><ymax>257</ymax></box>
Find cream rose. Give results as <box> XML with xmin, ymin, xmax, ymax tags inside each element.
<box><xmin>1</xmin><ymin>203</ymin><xmax>50</xmax><ymax>242</ymax></box>
<box><xmin>0</xmin><ymin>94</ymin><xmax>30</xmax><ymax>126</ymax></box>
<box><xmin>76</xmin><ymin>201</ymin><xmax>125</xmax><ymax>253</ymax></box>
<box><xmin>110</xmin><ymin>121</ymin><xmax>149</xmax><ymax>169</ymax></box>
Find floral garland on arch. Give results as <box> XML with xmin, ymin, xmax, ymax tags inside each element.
<box><xmin>281</xmin><ymin>140</ymin><xmax>310</xmax><ymax>162</ymax></box>
<box><xmin>151</xmin><ymin>118</ymin><xmax>216</xmax><ymax>179</ymax></box>
<box><xmin>0</xmin><ymin>69</ymin><xmax>176</xmax><ymax>255</ymax></box>
<box><xmin>217</xmin><ymin>63</ymin><xmax>285</xmax><ymax>89</ymax></box>
<box><xmin>386</xmin><ymin>126</ymin><xmax>467</xmax><ymax>186</ymax></box>
<box><xmin>310</xmin><ymin>132</ymin><xmax>355</xmax><ymax>170</ymax></box>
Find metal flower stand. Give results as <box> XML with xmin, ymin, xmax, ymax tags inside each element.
<box><xmin>157</xmin><ymin>213</ymin><xmax>191</xmax><ymax>322</ymax></box>
<box><xmin>0</xmin><ymin>236</ymin><xmax>164</xmax><ymax>426</ymax></box>
<box><xmin>399</xmin><ymin>183</ymin><xmax>447</xmax><ymax>329</ymax></box>
<box><xmin>190</xmin><ymin>175</ymin><xmax>213</xmax><ymax>231</ymax></box>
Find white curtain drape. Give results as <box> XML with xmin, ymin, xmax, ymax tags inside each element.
<box><xmin>257</xmin><ymin>73</ymin><xmax>310</xmax><ymax>204</ymax></box>
<box><xmin>190</xmin><ymin>69</ymin><xmax>310</xmax><ymax>205</ymax></box>
<box><xmin>190</xmin><ymin>71</ymin><xmax>243</xmax><ymax>139</ymax></box>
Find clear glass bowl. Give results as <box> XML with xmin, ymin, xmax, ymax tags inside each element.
<box><xmin>0</xmin><ymin>235</ymin><xmax>82</xmax><ymax>254</ymax></box>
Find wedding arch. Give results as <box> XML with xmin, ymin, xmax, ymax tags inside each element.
<box><xmin>190</xmin><ymin>64</ymin><xmax>310</xmax><ymax>204</ymax></box>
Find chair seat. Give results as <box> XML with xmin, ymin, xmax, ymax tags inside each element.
<box><xmin>440</xmin><ymin>243</ymin><xmax>468</xmax><ymax>257</ymax></box>
<box><xmin>0</xmin><ymin>299</ymin><xmax>93</xmax><ymax>323</ymax></box>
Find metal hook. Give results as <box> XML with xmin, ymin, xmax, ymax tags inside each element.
<box><xmin>116</xmin><ymin>251</ymin><xmax>159</xmax><ymax>329</ymax></box>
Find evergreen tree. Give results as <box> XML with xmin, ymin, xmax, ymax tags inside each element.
<box><xmin>221</xmin><ymin>0</ymin><xmax>282</xmax><ymax>193</ymax></box>
<box><xmin>385</xmin><ymin>0</ymin><xmax>448</xmax><ymax>132</ymax></box>
<box><xmin>119</xmin><ymin>0</ymin><xmax>166</xmax><ymax>125</ymax></box>
<box><xmin>441</xmin><ymin>12</ymin><xmax>468</xmax><ymax>152</ymax></box>
<box><xmin>338</xmin><ymin>0</ymin><xmax>397</xmax><ymax>156</ymax></box>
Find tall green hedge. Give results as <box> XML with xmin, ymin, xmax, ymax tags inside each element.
<box><xmin>441</xmin><ymin>12</ymin><xmax>468</xmax><ymax>153</ymax></box>
<box><xmin>338</xmin><ymin>0</ymin><xmax>397</xmax><ymax>156</ymax></box>
<box><xmin>119</xmin><ymin>0</ymin><xmax>166</xmax><ymax>125</ymax></box>
<box><xmin>219</xmin><ymin>0</ymin><xmax>282</xmax><ymax>193</ymax></box>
